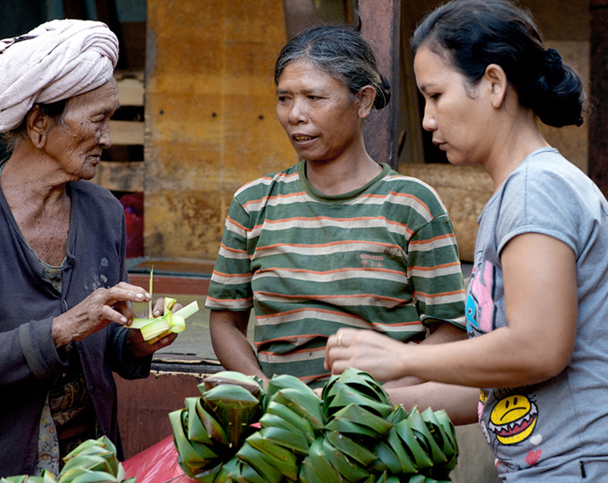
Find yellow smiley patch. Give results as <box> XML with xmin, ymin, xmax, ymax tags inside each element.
<box><xmin>488</xmin><ymin>395</ymin><xmax>538</xmax><ymax>445</ymax></box>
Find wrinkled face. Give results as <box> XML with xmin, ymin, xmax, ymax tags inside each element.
<box><xmin>276</xmin><ymin>60</ymin><xmax>363</xmax><ymax>163</ymax></box>
<box><xmin>414</xmin><ymin>45</ymin><xmax>491</xmax><ymax>166</ymax></box>
<box><xmin>46</xmin><ymin>77</ymin><xmax>119</xmax><ymax>180</ymax></box>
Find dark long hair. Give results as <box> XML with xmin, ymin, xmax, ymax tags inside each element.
<box><xmin>411</xmin><ymin>0</ymin><xmax>585</xmax><ymax>127</ymax></box>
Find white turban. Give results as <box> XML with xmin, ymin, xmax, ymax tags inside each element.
<box><xmin>0</xmin><ymin>19</ymin><xmax>119</xmax><ymax>133</ymax></box>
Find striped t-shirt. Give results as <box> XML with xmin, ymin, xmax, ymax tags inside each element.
<box><xmin>206</xmin><ymin>161</ymin><xmax>466</xmax><ymax>387</ymax></box>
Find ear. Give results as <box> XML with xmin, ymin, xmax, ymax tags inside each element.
<box><xmin>356</xmin><ymin>86</ymin><xmax>376</xmax><ymax>119</ymax></box>
<box><xmin>25</xmin><ymin>105</ymin><xmax>52</xmax><ymax>148</ymax></box>
<box><xmin>484</xmin><ymin>63</ymin><xmax>508</xmax><ymax>109</ymax></box>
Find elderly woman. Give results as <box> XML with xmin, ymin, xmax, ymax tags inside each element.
<box><xmin>0</xmin><ymin>20</ymin><xmax>176</xmax><ymax>476</ymax></box>
<box><xmin>206</xmin><ymin>25</ymin><xmax>467</xmax><ymax>392</ymax></box>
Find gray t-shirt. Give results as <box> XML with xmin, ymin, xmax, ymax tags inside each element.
<box><xmin>466</xmin><ymin>148</ymin><xmax>608</xmax><ymax>481</ymax></box>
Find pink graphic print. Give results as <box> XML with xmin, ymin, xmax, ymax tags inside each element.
<box><xmin>466</xmin><ymin>261</ymin><xmax>495</xmax><ymax>335</ymax></box>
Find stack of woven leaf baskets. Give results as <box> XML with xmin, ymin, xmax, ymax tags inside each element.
<box><xmin>170</xmin><ymin>368</ymin><xmax>459</xmax><ymax>483</ymax></box>
<box><xmin>0</xmin><ymin>437</ymin><xmax>134</xmax><ymax>483</ymax></box>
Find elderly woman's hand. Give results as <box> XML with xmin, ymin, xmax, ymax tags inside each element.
<box><xmin>51</xmin><ymin>281</ymin><xmax>152</xmax><ymax>348</ymax></box>
<box><xmin>124</xmin><ymin>297</ymin><xmax>181</xmax><ymax>359</ymax></box>
<box><xmin>125</xmin><ymin>326</ymin><xmax>178</xmax><ymax>359</ymax></box>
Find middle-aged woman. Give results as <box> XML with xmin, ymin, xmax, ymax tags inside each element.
<box><xmin>0</xmin><ymin>20</ymin><xmax>177</xmax><ymax>477</ymax></box>
<box><xmin>326</xmin><ymin>0</ymin><xmax>608</xmax><ymax>480</ymax></box>
<box><xmin>206</xmin><ymin>24</ymin><xmax>467</xmax><ymax>390</ymax></box>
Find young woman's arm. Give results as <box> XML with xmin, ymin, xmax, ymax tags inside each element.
<box><xmin>381</xmin><ymin>321</ymin><xmax>477</xmax><ymax>425</ymax></box>
<box><xmin>326</xmin><ymin>233</ymin><xmax>578</xmax><ymax>389</ymax></box>
<box><xmin>385</xmin><ymin>383</ymin><xmax>479</xmax><ymax>425</ymax></box>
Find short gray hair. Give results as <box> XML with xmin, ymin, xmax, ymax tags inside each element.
<box><xmin>274</xmin><ymin>25</ymin><xmax>390</xmax><ymax>110</ymax></box>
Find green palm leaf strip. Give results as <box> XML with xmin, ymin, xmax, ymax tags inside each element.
<box><xmin>130</xmin><ymin>268</ymin><xmax>199</xmax><ymax>343</ymax></box>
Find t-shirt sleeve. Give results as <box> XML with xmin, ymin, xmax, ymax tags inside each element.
<box><xmin>495</xmin><ymin>163</ymin><xmax>585</xmax><ymax>257</ymax></box>
<box><xmin>205</xmin><ymin>196</ymin><xmax>254</xmax><ymax>311</ymax></box>
<box><xmin>408</xmin><ymin>214</ymin><xmax>467</xmax><ymax>330</ymax></box>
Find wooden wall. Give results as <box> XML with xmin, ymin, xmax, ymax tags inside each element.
<box><xmin>93</xmin><ymin>73</ymin><xmax>145</xmax><ymax>192</ymax></box>
<box><xmin>144</xmin><ymin>0</ymin><xmax>297</xmax><ymax>260</ymax></box>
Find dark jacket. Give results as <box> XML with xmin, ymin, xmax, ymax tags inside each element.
<box><xmin>0</xmin><ymin>180</ymin><xmax>151</xmax><ymax>476</ymax></box>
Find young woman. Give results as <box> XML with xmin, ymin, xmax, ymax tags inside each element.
<box><xmin>206</xmin><ymin>25</ymin><xmax>467</xmax><ymax>390</ymax></box>
<box><xmin>325</xmin><ymin>0</ymin><xmax>608</xmax><ymax>480</ymax></box>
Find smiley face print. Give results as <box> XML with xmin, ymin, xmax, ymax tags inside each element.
<box><xmin>488</xmin><ymin>394</ymin><xmax>538</xmax><ymax>445</ymax></box>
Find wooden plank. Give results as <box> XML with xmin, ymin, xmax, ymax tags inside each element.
<box><xmin>92</xmin><ymin>161</ymin><xmax>144</xmax><ymax>192</ymax></box>
<box><xmin>127</xmin><ymin>258</ymin><xmax>214</xmax><ymax>295</ymax></box>
<box><xmin>117</xmin><ymin>77</ymin><xmax>145</xmax><ymax>107</ymax></box>
<box><xmin>110</xmin><ymin>120</ymin><xmax>144</xmax><ymax>145</ymax></box>
<box><xmin>129</xmin><ymin>258</ymin><xmax>216</xmax><ymax>275</ymax></box>
<box><xmin>359</xmin><ymin>0</ymin><xmax>401</xmax><ymax>169</ymax></box>
<box><xmin>129</xmin><ymin>274</ymin><xmax>210</xmax><ymax>296</ymax></box>
<box><xmin>144</xmin><ymin>0</ymin><xmax>296</xmax><ymax>260</ymax></box>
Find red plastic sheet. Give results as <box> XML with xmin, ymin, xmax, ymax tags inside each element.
<box><xmin>122</xmin><ymin>436</ymin><xmax>197</xmax><ymax>483</ymax></box>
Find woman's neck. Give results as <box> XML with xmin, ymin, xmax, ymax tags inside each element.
<box><xmin>482</xmin><ymin>109</ymin><xmax>550</xmax><ymax>193</ymax></box>
<box><xmin>1</xmin><ymin>147</ymin><xmax>72</xmax><ymax>266</ymax></box>
<box><xmin>0</xmin><ymin>146</ymin><xmax>69</xmax><ymax>209</ymax></box>
<box><xmin>304</xmin><ymin>141</ymin><xmax>382</xmax><ymax>196</ymax></box>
